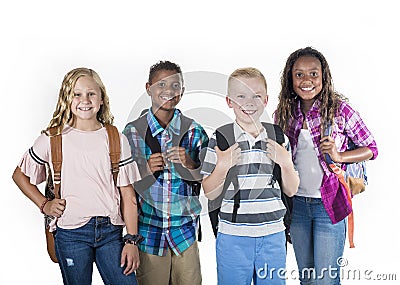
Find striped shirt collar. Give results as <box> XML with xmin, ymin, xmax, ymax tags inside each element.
<box><xmin>146</xmin><ymin>108</ymin><xmax>181</xmax><ymax>137</ymax></box>
<box><xmin>233</xmin><ymin>120</ymin><xmax>267</xmax><ymax>145</ymax></box>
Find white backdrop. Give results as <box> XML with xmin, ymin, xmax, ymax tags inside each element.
<box><xmin>1</xmin><ymin>1</ymin><xmax>398</xmax><ymax>284</ymax></box>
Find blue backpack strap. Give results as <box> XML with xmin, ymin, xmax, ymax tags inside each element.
<box><xmin>322</xmin><ymin>122</ymin><xmax>335</xmax><ymax>165</ymax></box>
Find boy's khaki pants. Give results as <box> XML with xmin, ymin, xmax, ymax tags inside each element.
<box><xmin>136</xmin><ymin>241</ymin><xmax>202</xmax><ymax>285</ymax></box>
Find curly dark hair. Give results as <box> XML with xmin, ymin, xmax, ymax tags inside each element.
<box><xmin>274</xmin><ymin>47</ymin><xmax>347</xmax><ymax>132</ymax></box>
<box><xmin>148</xmin><ymin>60</ymin><xmax>183</xmax><ymax>84</ymax></box>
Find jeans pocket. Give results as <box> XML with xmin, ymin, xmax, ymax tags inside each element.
<box><xmin>108</xmin><ymin>223</ymin><xmax>123</xmax><ymax>233</ymax></box>
<box><xmin>103</xmin><ymin>223</ymin><xmax>123</xmax><ymax>243</ymax></box>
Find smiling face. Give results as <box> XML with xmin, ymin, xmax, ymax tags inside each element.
<box><xmin>227</xmin><ymin>76</ymin><xmax>268</xmax><ymax>129</ymax></box>
<box><xmin>292</xmin><ymin>56</ymin><xmax>323</xmax><ymax>104</ymax></box>
<box><xmin>147</xmin><ymin>69</ymin><xmax>184</xmax><ymax>113</ymax></box>
<box><xmin>70</xmin><ymin>75</ymin><xmax>103</xmax><ymax>127</ymax></box>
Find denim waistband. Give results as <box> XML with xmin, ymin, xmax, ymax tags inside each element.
<box><xmin>87</xmin><ymin>216</ymin><xmax>111</xmax><ymax>225</ymax></box>
<box><xmin>294</xmin><ymin>196</ymin><xmax>322</xmax><ymax>203</ymax></box>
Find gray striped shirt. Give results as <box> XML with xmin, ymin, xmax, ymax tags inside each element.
<box><xmin>201</xmin><ymin>122</ymin><xmax>290</xmax><ymax>237</ymax></box>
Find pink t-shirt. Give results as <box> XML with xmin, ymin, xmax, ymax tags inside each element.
<box><xmin>18</xmin><ymin>124</ymin><xmax>140</xmax><ymax>231</ymax></box>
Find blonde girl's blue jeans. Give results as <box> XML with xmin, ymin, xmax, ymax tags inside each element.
<box><xmin>54</xmin><ymin>216</ymin><xmax>138</xmax><ymax>285</ymax></box>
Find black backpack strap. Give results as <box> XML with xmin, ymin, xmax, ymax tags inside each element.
<box><xmin>173</xmin><ymin>114</ymin><xmax>204</xmax><ymax>241</ymax></box>
<box><xmin>171</xmin><ymin>114</ymin><xmax>203</xmax><ymax>186</ymax></box>
<box><xmin>262</xmin><ymin>122</ymin><xmax>293</xmax><ymax>244</ymax></box>
<box><xmin>172</xmin><ymin>114</ymin><xmax>193</xmax><ymax>146</ymax></box>
<box><xmin>208</xmin><ymin>123</ymin><xmax>239</xmax><ymax>237</ymax></box>
<box><xmin>262</xmin><ymin>122</ymin><xmax>284</xmax><ymax>186</ymax></box>
<box><xmin>130</xmin><ymin>112</ymin><xmax>162</xmax><ymax>195</ymax></box>
<box><xmin>216</xmin><ymin>123</ymin><xmax>239</xmax><ymax>195</ymax></box>
<box><xmin>216</xmin><ymin>124</ymin><xmax>241</xmax><ymax>224</ymax></box>
<box><xmin>261</xmin><ymin>122</ymin><xmax>284</xmax><ymax>145</ymax></box>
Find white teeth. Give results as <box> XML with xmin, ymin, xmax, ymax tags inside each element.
<box><xmin>301</xmin><ymin>87</ymin><xmax>313</xmax><ymax>91</ymax></box>
<box><xmin>79</xmin><ymin>107</ymin><xmax>91</xmax><ymax>111</ymax></box>
<box><xmin>161</xmin><ymin>96</ymin><xmax>174</xmax><ymax>101</ymax></box>
<box><xmin>242</xmin><ymin>110</ymin><xmax>256</xmax><ymax>115</ymax></box>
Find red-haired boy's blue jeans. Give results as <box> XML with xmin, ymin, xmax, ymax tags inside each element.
<box><xmin>54</xmin><ymin>216</ymin><xmax>138</xmax><ymax>285</ymax></box>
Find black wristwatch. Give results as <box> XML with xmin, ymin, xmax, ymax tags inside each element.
<box><xmin>123</xmin><ymin>234</ymin><xmax>144</xmax><ymax>245</ymax></box>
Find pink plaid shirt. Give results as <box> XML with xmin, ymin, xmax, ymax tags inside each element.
<box><xmin>277</xmin><ymin>99</ymin><xmax>378</xmax><ymax>224</ymax></box>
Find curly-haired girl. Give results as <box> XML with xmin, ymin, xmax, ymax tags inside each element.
<box><xmin>275</xmin><ymin>47</ymin><xmax>378</xmax><ymax>284</ymax></box>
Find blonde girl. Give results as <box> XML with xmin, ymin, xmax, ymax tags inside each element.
<box><xmin>12</xmin><ymin>68</ymin><xmax>141</xmax><ymax>285</ymax></box>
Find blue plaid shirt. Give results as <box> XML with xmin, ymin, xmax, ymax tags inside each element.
<box><xmin>123</xmin><ymin>108</ymin><xmax>209</xmax><ymax>256</ymax></box>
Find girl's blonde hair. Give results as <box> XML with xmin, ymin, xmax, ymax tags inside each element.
<box><xmin>274</xmin><ymin>47</ymin><xmax>347</xmax><ymax>133</ymax></box>
<box><xmin>228</xmin><ymin>67</ymin><xmax>267</xmax><ymax>94</ymax></box>
<box><xmin>45</xmin><ymin>68</ymin><xmax>114</xmax><ymax>134</ymax></box>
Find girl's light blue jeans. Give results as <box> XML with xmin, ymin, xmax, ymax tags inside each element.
<box><xmin>290</xmin><ymin>196</ymin><xmax>346</xmax><ymax>285</ymax></box>
<box><xmin>54</xmin><ymin>216</ymin><xmax>138</xmax><ymax>285</ymax></box>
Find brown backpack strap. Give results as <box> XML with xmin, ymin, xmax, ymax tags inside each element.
<box><xmin>105</xmin><ymin>124</ymin><xmax>121</xmax><ymax>186</ymax></box>
<box><xmin>49</xmin><ymin>128</ymin><xmax>62</xmax><ymax>199</ymax></box>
